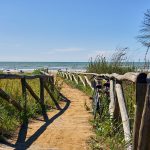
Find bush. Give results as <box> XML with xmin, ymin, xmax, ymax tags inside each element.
<box><xmin>32</xmin><ymin>69</ymin><xmax>42</xmax><ymax>75</ymax></box>
<box><xmin>87</xmin><ymin>48</ymin><xmax>135</xmax><ymax>74</ymax></box>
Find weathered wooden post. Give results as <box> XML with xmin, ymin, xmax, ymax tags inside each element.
<box><xmin>49</xmin><ymin>75</ymin><xmax>54</xmax><ymax>92</ymax></box>
<box><xmin>109</xmin><ymin>79</ymin><xmax>116</xmax><ymax>118</ymax></box>
<box><xmin>61</xmin><ymin>71</ymin><xmax>63</xmax><ymax>77</ymax></box>
<box><xmin>137</xmin><ymin>74</ymin><xmax>150</xmax><ymax>150</ymax></box>
<box><xmin>25</xmin><ymin>81</ymin><xmax>40</xmax><ymax>103</ymax></box>
<box><xmin>132</xmin><ymin>73</ymin><xmax>147</xmax><ymax>150</ymax></box>
<box><xmin>44</xmin><ymin>83</ymin><xmax>61</xmax><ymax>110</ymax></box>
<box><xmin>78</xmin><ymin>75</ymin><xmax>86</xmax><ymax>87</ymax></box>
<box><xmin>40</xmin><ymin>77</ymin><xmax>48</xmax><ymax>121</ymax></box>
<box><xmin>84</xmin><ymin>75</ymin><xmax>88</xmax><ymax>88</ymax></box>
<box><xmin>72</xmin><ymin>74</ymin><xmax>78</xmax><ymax>84</ymax></box>
<box><xmin>21</xmin><ymin>77</ymin><xmax>27</xmax><ymax>123</ymax></box>
<box><xmin>115</xmin><ymin>81</ymin><xmax>131</xmax><ymax>150</ymax></box>
<box><xmin>0</xmin><ymin>88</ymin><xmax>23</xmax><ymax>111</ymax></box>
<box><xmin>68</xmin><ymin>73</ymin><xmax>73</xmax><ymax>81</ymax></box>
<box><xmin>65</xmin><ymin>73</ymin><xmax>68</xmax><ymax>79</ymax></box>
<box><xmin>40</xmin><ymin>76</ymin><xmax>44</xmax><ymax>105</ymax></box>
<box><xmin>84</xmin><ymin>75</ymin><xmax>94</xmax><ymax>90</ymax></box>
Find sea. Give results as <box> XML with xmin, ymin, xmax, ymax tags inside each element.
<box><xmin>0</xmin><ymin>62</ymin><xmax>147</xmax><ymax>72</ymax></box>
<box><xmin>0</xmin><ymin>62</ymin><xmax>88</xmax><ymax>72</ymax></box>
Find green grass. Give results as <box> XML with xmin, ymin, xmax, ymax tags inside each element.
<box><xmin>87</xmin><ymin>52</ymin><xmax>135</xmax><ymax>74</ymax></box>
<box><xmin>32</xmin><ymin>68</ymin><xmax>43</xmax><ymax>75</ymax></box>
<box><xmin>84</xmin><ymin>51</ymin><xmax>136</xmax><ymax>149</ymax></box>
<box><xmin>62</xmin><ymin>75</ymin><xmax>135</xmax><ymax>149</ymax></box>
<box><xmin>63</xmin><ymin>77</ymin><xmax>93</xmax><ymax>96</ymax></box>
<box><xmin>59</xmin><ymin>50</ymin><xmax>136</xmax><ymax>149</ymax></box>
<box><xmin>89</xmin><ymin>94</ymin><xmax>126</xmax><ymax>150</ymax></box>
<box><xmin>0</xmin><ymin>73</ymin><xmax>61</xmax><ymax>140</ymax></box>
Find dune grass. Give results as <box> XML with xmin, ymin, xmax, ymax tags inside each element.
<box><xmin>0</xmin><ymin>72</ymin><xmax>62</xmax><ymax>140</ymax></box>
<box><xmin>87</xmin><ymin>48</ymin><xmax>135</xmax><ymax>74</ymax></box>
<box><xmin>86</xmin><ymin>50</ymin><xmax>136</xmax><ymax>149</ymax></box>
<box><xmin>60</xmin><ymin>49</ymin><xmax>136</xmax><ymax>149</ymax></box>
<box><xmin>61</xmin><ymin>75</ymin><xmax>135</xmax><ymax>149</ymax></box>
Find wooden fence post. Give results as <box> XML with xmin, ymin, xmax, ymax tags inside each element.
<box><xmin>77</xmin><ymin>75</ymin><xmax>80</xmax><ymax>83</ymax></box>
<box><xmin>115</xmin><ymin>81</ymin><xmax>131</xmax><ymax>150</ymax></box>
<box><xmin>68</xmin><ymin>73</ymin><xmax>73</xmax><ymax>81</ymax></box>
<box><xmin>61</xmin><ymin>72</ymin><xmax>63</xmax><ymax>77</ymax></box>
<box><xmin>137</xmin><ymin>74</ymin><xmax>150</xmax><ymax>150</ymax></box>
<box><xmin>21</xmin><ymin>77</ymin><xmax>27</xmax><ymax>122</ymax></box>
<box><xmin>25</xmin><ymin>81</ymin><xmax>40</xmax><ymax>103</ymax></box>
<box><xmin>44</xmin><ymin>83</ymin><xmax>61</xmax><ymax>110</ymax></box>
<box><xmin>132</xmin><ymin>73</ymin><xmax>147</xmax><ymax>150</ymax></box>
<box><xmin>40</xmin><ymin>77</ymin><xmax>48</xmax><ymax>121</ymax></box>
<box><xmin>78</xmin><ymin>75</ymin><xmax>86</xmax><ymax>87</ymax></box>
<box><xmin>0</xmin><ymin>88</ymin><xmax>23</xmax><ymax>111</ymax></box>
<box><xmin>40</xmin><ymin>77</ymin><xmax>44</xmax><ymax>104</ymax></box>
<box><xmin>72</xmin><ymin>74</ymin><xmax>78</xmax><ymax>84</ymax></box>
<box><xmin>65</xmin><ymin>73</ymin><xmax>68</xmax><ymax>79</ymax></box>
<box><xmin>49</xmin><ymin>75</ymin><xmax>54</xmax><ymax>92</ymax></box>
<box><xmin>84</xmin><ymin>76</ymin><xmax>93</xmax><ymax>90</ymax></box>
<box><xmin>109</xmin><ymin>79</ymin><xmax>116</xmax><ymax>118</ymax></box>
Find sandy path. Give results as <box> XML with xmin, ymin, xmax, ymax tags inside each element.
<box><xmin>0</xmin><ymin>82</ymin><xmax>93</xmax><ymax>150</ymax></box>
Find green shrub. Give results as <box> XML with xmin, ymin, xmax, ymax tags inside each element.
<box><xmin>0</xmin><ymin>75</ymin><xmax>61</xmax><ymax>140</ymax></box>
<box><xmin>87</xmin><ymin>48</ymin><xmax>135</xmax><ymax>74</ymax></box>
<box><xmin>32</xmin><ymin>69</ymin><xmax>42</xmax><ymax>75</ymax></box>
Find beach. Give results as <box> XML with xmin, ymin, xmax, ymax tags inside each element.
<box><xmin>0</xmin><ymin>62</ymin><xmax>88</xmax><ymax>73</ymax></box>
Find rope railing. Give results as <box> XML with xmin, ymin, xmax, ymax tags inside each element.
<box><xmin>58</xmin><ymin>70</ymin><xmax>149</xmax><ymax>150</ymax></box>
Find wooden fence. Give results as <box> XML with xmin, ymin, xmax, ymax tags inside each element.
<box><xmin>58</xmin><ymin>70</ymin><xmax>150</xmax><ymax>150</ymax></box>
<box><xmin>0</xmin><ymin>71</ymin><xmax>57</xmax><ymax>122</ymax></box>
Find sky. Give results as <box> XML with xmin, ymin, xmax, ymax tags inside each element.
<box><xmin>0</xmin><ymin>0</ymin><xmax>150</xmax><ymax>62</ymax></box>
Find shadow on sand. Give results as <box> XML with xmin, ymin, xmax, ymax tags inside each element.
<box><xmin>0</xmin><ymin>93</ymin><xmax>71</xmax><ymax>150</ymax></box>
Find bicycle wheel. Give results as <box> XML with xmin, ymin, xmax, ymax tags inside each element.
<box><xmin>92</xmin><ymin>89</ymin><xmax>96</xmax><ymax>113</ymax></box>
<box><xmin>97</xmin><ymin>97</ymin><xmax>104</xmax><ymax>119</ymax></box>
<box><xmin>93</xmin><ymin>90</ymin><xmax>99</xmax><ymax>119</ymax></box>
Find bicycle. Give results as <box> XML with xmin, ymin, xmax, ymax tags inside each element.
<box><xmin>92</xmin><ymin>76</ymin><xmax>110</xmax><ymax>119</ymax></box>
<box><xmin>92</xmin><ymin>76</ymin><xmax>103</xmax><ymax>119</ymax></box>
<box><xmin>103</xmin><ymin>79</ymin><xmax>110</xmax><ymax>99</ymax></box>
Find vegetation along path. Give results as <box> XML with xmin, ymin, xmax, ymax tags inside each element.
<box><xmin>0</xmin><ymin>82</ymin><xmax>93</xmax><ymax>150</ymax></box>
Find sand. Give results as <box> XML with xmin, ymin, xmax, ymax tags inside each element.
<box><xmin>0</xmin><ymin>81</ymin><xmax>93</xmax><ymax>150</ymax></box>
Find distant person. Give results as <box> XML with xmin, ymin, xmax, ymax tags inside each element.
<box><xmin>20</xmin><ymin>70</ymin><xmax>24</xmax><ymax>73</ymax></box>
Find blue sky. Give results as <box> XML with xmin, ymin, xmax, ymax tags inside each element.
<box><xmin>0</xmin><ymin>0</ymin><xmax>150</xmax><ymax>62</ymax></box>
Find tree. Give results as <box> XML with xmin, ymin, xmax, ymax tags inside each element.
<box><xmin>137</xmin><ymin>9</ymin><xmax>150</xmax><ymax>68</ymax></box>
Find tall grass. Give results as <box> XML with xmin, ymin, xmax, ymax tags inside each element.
<box><xmin>88</xmin><ymin>80</ymin><xmax>135</xmax><ymax>149</ymax></box>
<box><xmin>61</xmin><ymin>73</ymin><xmax>129</xmax><ymax>149</ymax></box>
<box><xmin>0</xmin><ymin>73</ymin><xmax>61</xmax><ymax>140</ymax></box>
<box><xmin>61</xmin><ymin>48</ymin><xmax>136</xmax><ymax>149</ymax></box>
<box><xmin>86</xmin><ymin>48</ymin><xmax>136</xmax><ymax>149</ymax></box>
<box><xmin>87</xmin><ymin>48</ymin><xmax>135</xmax><ymax>74</ymax></box>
